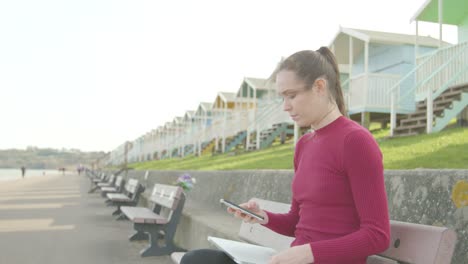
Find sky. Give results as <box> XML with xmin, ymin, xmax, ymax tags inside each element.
<box><xmin>0</xmin><ymin>0</ymin><xmax>458</xmax><ymax>152</ymax></box>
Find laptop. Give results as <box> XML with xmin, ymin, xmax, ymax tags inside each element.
<box><xmin>208</xmin><ymin>236</ymin><xmax>277</xmax><ymax>264</ymax></box>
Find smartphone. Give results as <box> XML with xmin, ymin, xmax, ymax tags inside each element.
<box><xmin>220</xmin><ymin>199</ymin><xmax>264</xmax><ymax>221</ymax></box>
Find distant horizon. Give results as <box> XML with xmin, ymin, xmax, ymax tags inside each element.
<box><xmin>0</xmin><ymin>146</ymin><xmax>107</xmax><ymax>153</ymax></box>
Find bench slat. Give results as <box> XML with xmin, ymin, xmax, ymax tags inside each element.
<box><xmin>367</xmin><ymin>255</ymin><xmax>398</xmax><ymax>264</ymax></box>
<box><xmin>101</xmin><ymin>187</ymin><xmax>117</xmax><ymax>192</ymax></box>
<box><xmin>121</xmin><ymin>206</ymin><xmax>169</xmax><ymax>224</ymax></box>
<box><xmin>380</xmin><ymin>220</ymin><xmax>457</xmax><ymax>263</ymax></box>
<box><xmin>150</xmin><ymin>184</ymin><xmax>183</xmax><ymax>210</ymax></box>
<box><xmin>107</xmin><ymin>193</ymin><xmax>132</xmax><ymax>202</ymax></box>
<box><xmin>126</xmin><ymin>178</ymin><xmax>139</xmax><ymax>194</ymax></box>
<box><xmin>97</xmin><ymin>182</ymin><xmax>112</xmax><ymax>187</ymax></box>
<box><xmin>114</xmin><ymin>176</ymin><xmax>123</xmax><ymax>186</ymax></box>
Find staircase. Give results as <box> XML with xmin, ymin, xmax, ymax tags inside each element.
<box><xmin>389</xmin><ymin>41</ymin><xmax>468</xmax><ymax>137</ymax></box>
<box><xmin>247</xmin><ymin>123</ymin><xmax>294</xmax><ymax>150</ymax></box>
<box><xmin>184</xmin><ymin>144</ymin><xmax>194</xmax><ymax>156</ymax></box>
<box><xmin>201</xmin><ymin>139</ymin><xmax>215</xmax><ymax>155</ymax></box>
<box><xmin>224</xmin><ymin>131</ymin><xmax>247</xmax><ymax>153</ymax></box>
<box><xmin>393</xmin><ymin>85</ymin><xmax>468</xmax><ymax>136</ymax></box>
<box><xmin>171</xmin><ymin>148</ymin><xmax>179</xmax><ymax>157</ymax></box>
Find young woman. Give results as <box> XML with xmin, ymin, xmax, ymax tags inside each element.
<box><xmin>181</xmin><ymin>47</ymin><xmax>390</xmax><ymax>264</ymax></box>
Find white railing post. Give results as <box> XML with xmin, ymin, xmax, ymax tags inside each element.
<box><xmin>256</xmin><ymin>125</ymin><xmax>260</xmax><ymax>150</ymax></box>
<box><xmin>390</xmin><ymin>91</ymin><xmax>396</xmax><ymax>137</ymax></box>
<box><xmin>426</xmin><ymin>90</ymin><xmax>433</xmax><ymax>133</ymax></box>
<box><xmin>245</xmin><ymin>127</ymin><xmax>250</xmax><ymax>150</ymax></box>
<box><xmin>222</xmin><ymin>109</ymin><xmax>226</xmax><ymax>153</ymax></box>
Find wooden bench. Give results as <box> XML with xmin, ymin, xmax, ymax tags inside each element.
<box><xmin>88</xmin><ymin>172</ymin><xmax>108</xmax><ymax>193</ymax></box>
<box><xmin>88</xmin><ymin>168</ymin><xmax>127</xmax><ymax>193</ymax></box>
<box><xmin>100</xmin><ymin>175</ymin><xmax>125</xmax><ymax>198</ymax></box>
<box><xmin>97</xmin><ymin>174</ymin><xmax>116</xmax><ymax>188</ymax></box>
<box><xmin>171</xmin><ymin>198</ymin><xmax>457</xmax><ymax>264</ymax></box>
<box><xmin>120</xmin><ymin>184</ymin><xmax>185</xmax><ymax>257</ymax></box>
<box><xmin>106</xmin><ymin>178</ymin><xmax>145</xmax><ymax>218</ymax></box>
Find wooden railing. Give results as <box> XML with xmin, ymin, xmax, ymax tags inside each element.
<box><xmin>345</xmin><ymin>73</ymin><xmax>400</xmax><ymax>114</ymax></box>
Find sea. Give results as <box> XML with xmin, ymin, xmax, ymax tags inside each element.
<box><xmin>0</xmin><ymin>168</ymin><xmax>62</xmax><ymax>181</ymax></box>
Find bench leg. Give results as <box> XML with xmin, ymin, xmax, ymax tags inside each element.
<box><xmin>115</xmin><ymin>213</ymin><xmax>128</xmax><ymax>221</ymax></box>
<box><xmin>134</xmin><ymin>224</ymin><xmax>180</xmax><ymax>257</ymax></box>
<box><xmin>88</xmin><ymin>185</ymin><xmax>99</xmax><ymax>193</ymax></box>
<box><xmin>112</xmin><ymin>206</ymin><xmax>121</xmax><ymax>216</ymax></box>
<box><xmin>129</xmin><ymin>231</ymin><xmax>149</xmax><ymax>241</ymax></box>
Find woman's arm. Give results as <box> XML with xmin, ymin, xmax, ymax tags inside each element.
<box><xmin>262</xmin><ymin>197</ymin><xmax>300</xmax><ymax>237</ymax></box>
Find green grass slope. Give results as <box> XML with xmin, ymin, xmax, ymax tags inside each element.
<box><xmin>129</xmin><ymin>126</ymin><xmax>468</xmax><ymax>170</ymax></box>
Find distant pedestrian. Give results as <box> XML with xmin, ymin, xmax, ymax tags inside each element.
<box><xmin>77</xmin><ymin>164</ymin><xmax>84</xmax><ymax>175</ymax></box>
<box><xmin>20</xmin><ymin>166</ymin><xmax>26</xmax><ymax>179</ymax></box>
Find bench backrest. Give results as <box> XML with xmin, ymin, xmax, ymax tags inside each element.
<box><xmin>238</xmin><ymin>198</ymin><xmax>293</xmax><ymax>252</ymax></box>
<box><xmin>239</xmin><ymin>198</ymin><xmax>457</xmax><ymax>264</ymax></box>
<box><xmin>150</xmin><ymin>184</ymin><xmax>183</xmax><ymax>209</ymax></box>
<box><xmin>124</xmin><ymin>178</ymin><xmax>144</xmax><ymax>199</ymax></box>
<box><xmin>107</xmin><ymin>174</ymin><xmax>116</xmax><ymax>184</ymax></box>
<box><xmin>114</xmin><ymin>176</ymin><xmax>125</xmax><ymax>191</ymax></box>
<box><xmin>149</xmin><ymin>184</ymin><xmax>184</xmax><ymax>222</ymax></box>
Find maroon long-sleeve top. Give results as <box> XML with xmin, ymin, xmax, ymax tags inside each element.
<box><xmin>264</xmin><ymin>116</ymin><xmax>390</xmax><ymax>264</ymax></box>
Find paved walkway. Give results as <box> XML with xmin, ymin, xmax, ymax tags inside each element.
<box><xmin>0</xmin><ymin>173</ymin><xmax>173</xmax><ymax>264</ymax></box>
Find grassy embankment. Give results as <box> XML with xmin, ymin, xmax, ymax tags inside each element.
<box><xmin>129</xmin><ymin>125</ymin><xmax>468</xmax><ymax>170</ymax></box>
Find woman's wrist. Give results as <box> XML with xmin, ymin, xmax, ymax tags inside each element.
<box><xmin>259</xmin><ymin>210</ymin><xmax>269</xmax><ymax>225</ymax></box>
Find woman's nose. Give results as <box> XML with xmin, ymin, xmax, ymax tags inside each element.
<box><xmin>283</xmin><ymin>99</ymin><xmax>291</xmax><ymax>112</ymax></box>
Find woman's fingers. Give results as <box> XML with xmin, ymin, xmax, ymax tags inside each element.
<box><xmin>225</xmin><ymin>199</ymin><xmax>263</xmax><ymax>223</ymax></box>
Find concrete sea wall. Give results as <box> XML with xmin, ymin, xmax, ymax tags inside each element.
<box><xmin>117</xmin><ymin>169</ymin><xmax>468</xmax><ymax>263</ymax></box>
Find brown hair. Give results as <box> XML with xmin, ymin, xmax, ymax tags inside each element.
<box><xmin>275</xmin><ymin>47</ymin><xmax>346</xmax><ymax>116</ymax></box>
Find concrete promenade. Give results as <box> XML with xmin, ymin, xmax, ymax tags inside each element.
<box><xmin>0</xmin><ymin>173</ymin><xmax>172</xmax><ymax>264</ymax></box>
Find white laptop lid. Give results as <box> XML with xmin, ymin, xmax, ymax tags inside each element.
<box><xmin>208</xmin><ymin>236</ymin><xmax>277</xmax><ymax>264</ymax></box>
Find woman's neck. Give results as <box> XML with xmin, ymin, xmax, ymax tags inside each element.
<box><xmin>311</xmin><ymin>105</ymin><xmax>342</xmax><ymax>131</ymax></box>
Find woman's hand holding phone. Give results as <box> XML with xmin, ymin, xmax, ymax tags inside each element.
<box><xmin>226</xmin><ymin>199</ymin><xmax>268</xmax><ymax>225</ymax></box>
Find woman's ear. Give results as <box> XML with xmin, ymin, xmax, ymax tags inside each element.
<box><xmin>314</xmin><ymin>78</ymin><xmax>328</xmax><ymax>96</ymax></box>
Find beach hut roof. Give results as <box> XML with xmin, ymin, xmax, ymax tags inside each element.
<box><xmin>330</xmin><ymin>26</ymin><xmax>449</xmax><ymax>64</ymax></box>
<box><xmin>184</xmin><ymin>110</ymin><xmax>196</xmax><ymax>120</ymax></box>
<box><xmin>194</xmin><ymin>102</ymin><xmax>212</xmax><ymax>116</ymax></box>
<box><xmin>216</xmin><ymin>92</ymin><xmax>237</xmax><ymax>103</ymax></box>
<box><xmin>411</xmin><ymin>0</ymin><xmax>467</xmax><ymax>25</ymax></box>
<box><xmin>173</xmin><ymin>116</ymin><xmax>183</xmax><ymax>124</ymax></box>
<box><xmin>199</xmin><ymin>102</ymin><xmax>212</xmax><ymax>111</ymax></box>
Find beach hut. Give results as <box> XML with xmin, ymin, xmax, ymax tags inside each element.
<box><xmin>171</xmin><ymin>116</ymin><xmax>185</xmax><ymax>157</ymax></box>
<box><xmin>193</xmin><ymin>102</ymin><xmax>213</xmax><ymax>156</ymax></box>
<box><xmin>211</xmin><ymin>92</ymin><xmax>238</xmax><ymax>154</ymax></box>
<box><xmin>235</xmin><ymin>77</ymin><xmax>286</xmax><ymax>151</ymax></box>
<box><xmin>330</xmin><ymin>26</ymin><xmax>442</xmax><ymax>128</ymax></box>
<box><xmin>182</xmin><ymin>110</ymin><xmax>196</xmax><ymax>156</ymax></box>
